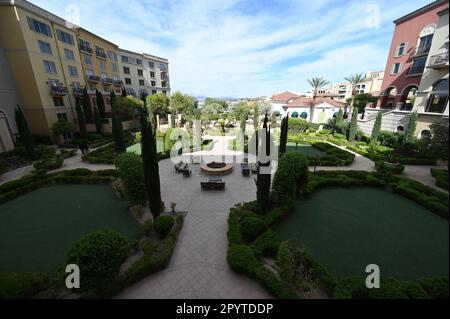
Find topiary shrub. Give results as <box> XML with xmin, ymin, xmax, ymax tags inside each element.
<box><xmin>115</xmin><ymin>152</ymin><xmax>146</xmax><ymax>204</ymax></box>
<box><xmin>375</xmin><ymin>160</ymin><xmax>405</xmax><ymax>175</ymax></box>
<box><xmin>252</xmin><ymin>229</ymin><xmax>280</xmax><ymax>258</ymax></box>
<box><xmin>227</xmin><ymin>245</ymin><xmax>258</xmax><ymax>274</ymax></box>
<box><xmin>272</xmin><ymin>152</ymin><xmax>309</xmax><ymax>203</ymax></box>
<box><xmin>153</xmin><ymin>216</ymin><xmax>175</xmax><ymax>239</ymax></box>
<box><xmin>277</xmin><ymin>241</ymin><xmax>295</xmax><ymax>282</ymax></box>
<box><xmin>65</xmin><ymin>230</ymin><xmax>129</xmax><ymax>292</ymax></box>
<box><xmin>240</xmin><ymin>214</ymin><xmax>267</xmax><ymax>243</ymax></box>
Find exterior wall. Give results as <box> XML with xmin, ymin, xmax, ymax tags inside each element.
<box><xmin>376</xmin><ymin>0</ymin><xmax>448</xmax><ymax>109</ymax></box>
<box><xmin>358</xmin><ymin>109</ymin><xmax>411</xmax><ymax>135</ymax></box>
<box><xmin>332</xmin><ymin>82</ymin><xmax>352</xmax><ymax>100</ymax></box>
<box><xmin>413</xmin><ymin>8</ymin><xmax>449</xmax><ymax>115</ymax></box>
<box><xmin>0</xmin><ymin>36</ymin><xmax>20</xmax><ymax>152</ymax></box>
<box><xmin>364</xmin><ymin>70</ymin><xmax>385</xmax><ymax>94</ymax></box>
<box><xmin>118</xmin><ymin>50</ymin><xmax>171</xmax><ymax>98</ymax></box>
<box><xmin>76</xmin><ymin>28</ymin><xmax>121</xmax><ymax>114</ymax></box>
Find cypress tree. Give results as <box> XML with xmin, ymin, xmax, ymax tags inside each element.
<box><xmin>110</xmin><ymin>91</ymin><xmax>126</xmax><ymax>154</ymax></box>
<box><xmin>253</xmin><ymin>105</ymin><xmax>259</xmax><ymax>130</ymax></box>
<box><xmin>15</xmin><ymin>105</ymin><xmax>37</xmax><ymax>160</ymax></box>
<box><xmin>371</xmin><ymin>111</ymin><xmax>382</xmax><ymax>143</ymax></box>
<box><xmin>93</xmin><ymin>106</ymin><xmax>102</xmax><ymax>134</ymax></box>
<box><xmin>96</xmin><ymin>89</ymin><xmax>106</xmax><ymax>118</ymax></box>
<box><xmin>279</xmin><ymin>115</ymin><xmax>289</xmax><ymax>154</ymax></box>
<box><xmin>81</xmin><ymin>88</ymin><xmax>93</xmax><ymax>121</ymax></box>
<box><xmin>75</xmin><ymin>99</ymin><xmax>87</xmax><ymax>138</ymax></box>
<box><xmin>240</xmin><ymin>112</ymin><xmax>247</xmax><ymax>132</ymax></box>
<box><xmin>139</xmin><ymin>105</ymin><xmax>162</xmax><ymax>219</ymax></box>
<box><xmin>257</xmin><ymin>113</ymin><xmax>272</xmax><ymax>215</ymax></box>
<box><xmin>348</xmin><ymin>107</ymin><xmax>358</xmax><ymax>142</ymax></box>
<box><xmin>404</xmin><ymin>111</ymin><xmax>418</xmax><ymax>144</ymax></box>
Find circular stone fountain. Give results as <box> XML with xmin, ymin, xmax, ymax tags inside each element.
<box><xmin>201</xmin><ymin>161</ymin><xmax>233</xmax><ymax>176</ymax></box>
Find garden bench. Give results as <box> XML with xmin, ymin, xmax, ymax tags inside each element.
<box><xmin>175</xmin><ymin>161</ymin><xmax>188</xmax><ymax>173</ymax></box>
<box><xmin>182</xmin><ymin>169</ymin><xmax>192</xmax><ymax>177</ymax></box>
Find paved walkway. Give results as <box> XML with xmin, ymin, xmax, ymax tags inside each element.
<box><xmin>403</xmin><ymin>165</ymin><xmax>448</xmax><ymax>193</ymax></box>
<box><xmin>117</xmin><ymin>138</ymin><xmax>270</xmax><ymax>298</ymax></box>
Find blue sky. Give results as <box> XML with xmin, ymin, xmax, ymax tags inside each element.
<box><xmin>30</xmin><ymin>0</ymin><xmax>432</xmax><ymax>98</ymax></box>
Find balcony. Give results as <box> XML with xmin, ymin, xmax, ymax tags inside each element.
<box><xmin>73</xmin><ymin>87</ymin><xmax>84</xmax><ymax>96</ymax></box>
<box><xmin>50</xmin><ymin>85</ymin><xmax>68</xmax><ymax>96</ymax></box>
<box><xmin>113</xmin><ymin>80</ymin><xmax>124</xmax><ymax>87</ymax></box>
<box><xmin>87</xmin><ymin>75</ymin><xmax>100</xmax><ymax>83</ymax></box>
<box><xmin>428</xmin><ymin>52</ymin><xmax>449</xmax><ymax>69</ymax></box>
<box><xmin>96</xmin><ymin>51</ymin><xmax>107</xmax><ymax>59</ymax></box>
<box><xmin>102</xmin><ymin>77</ymin><xmax>114</xmax><ymax>85</ymax></box>
<box><xmin>79</xmin><ymin>44</ymin><xmax>93</xmax><ymax>55</ymax></box>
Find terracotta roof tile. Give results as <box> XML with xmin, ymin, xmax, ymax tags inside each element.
<box><xmin>286</xmin><ymin>97</ymin><xmax>345</xmax><ymax>108</ymax></box>
<box><xmin>271</xmin><ymin>91</ymin><xmax>300</xmax><ymax>102</ymax></box>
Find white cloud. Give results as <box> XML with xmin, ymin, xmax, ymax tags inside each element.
<box><xmin>30</xmin><ymin>0</ymin><xmax>432</xmax><ymax>97</ymax></box>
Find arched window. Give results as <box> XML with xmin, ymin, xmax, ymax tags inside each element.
<box><xmin>417</xmin><ymin>24</ymin><xmax>436</xmax><ymax>55</ymax></box>
<box><xmin>420</xmin><ymin>130</ymin><xmax>431</xmax><ymax>140</ymax></box>
<box><xmin>426</xmin><ymin>79</ymin><xmax>449</xmax><ymax>113</ymax></box>
<box><xmin>291</xmin><ymin>111</ymin><xmax>299</xmax><ymax>118</ymax></box>
<box><xmin>397</xmin><ymin>125</ymin><xmax>404</xmax><ymax>133</ymax></box>
<box><xmin>300</xmin><ymin>112</ymin><xmax>308</xmax><ymax>119</ymax></box>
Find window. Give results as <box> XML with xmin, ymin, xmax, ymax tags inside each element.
<box><xmin>123</xmin><ymin>67</ymin><xmax>130</xmax><ymax>74</ymax></box>
<box><xmin>136</xmin><ymin>59</ymin><xmax>142</xmax><ymax>65</ymax></box>
<box><xmin>397</xmin><ymin>43</ymin><xmax>406</xmax><ymax>56</ymax></box>
<box><xmin>79</xmin><ymin>39</ymin><xmax>92</xmax><ymax>53</ymax></box>
<box><xmin>125</xmin><ymin>78</ymin><xmax>131</xmax><ymax>85</ymax></box>
<box><xmin>426</xmin><ymin>79</ymin><xmax>448</xmax><ymax>113</ymax></box>
<box><xmin>152</xmin><ymin>90</ymin><xmax>157</xmax><ymax>95</ymax></box>
<box><xmin>162</xmin><ymin>91</ymin><xmax>167</xmax><ymax>95</ymax></box>
<box><xmin>56</xmin><ymin>30</ymin><xmax>74</xmax><ymax>45</ymax></box>
<box><xmin>53</xmin><ymin>96</ymin><xmax>64</xmax><ymax>107</ymax></box>
<box><xmin>72</xmin><ymin>81</ymin><xmax>81</xmax><ymax>89</ymax></box>
<box><xmin>108</xmin><ymin>51</ymin><xmax>117</xmax><ymax>61</ymax></box>
<box><xmin>162</xmin><ymin>82</ymin><xmax>167</xmax><ymax>88</ymax></box>
<box><xmin>96</xmin><ymin>46</ymin><xmax>106</xmax><ymax>58</ymax></box>
<box><xmin>159</xmin><ymin>63</ymin><xmax>167</xmax><ymax>70</ymax></box>
<box><xmin>86</xmin><ymin>69</ymin><xmax>94</xmax><ymax>77</ymax></box>
<box><xmin>150</xmin><ymin>71</ymin><xmax>155</xmax><ymax>78</ymax></box>
<box><xmin>121</xmin><ymin>55</ymin><xmax>129</xmax><ymax>63</ymax></box>
<box><xmin>48</xmin><ymin>79</ymin><xmax>59</xmax><ymax>87</ymax></box>
<box><xmin>100</xmin><ymin>60</ymin><xmax>106</xmax><ymax>72</ymax></box>
<box><xmin>420</xmin><ymin>130</ymin><xmax>431</xmax><ymax>140</ymax></box>
<box><xmin>113</xmin><ymin>75</ymin><xmax>119</xmax><ymax>81</ymax></box>
<box><xmin>417</xmin><ymin>34</ymin><xmax>433</xmax><ymax>55</ymax></box>
<box><xmin>151</xmin><ymin>81</ymin><xmax>156</xmax><ymax>87</ymax></box>
<box><xmin>102</xmin><ymin>73</ymin><xmax>107</xmax><ymax>80</ymax></box>
<box><xmin>57</xmin><ymin>113</ymin><xmax>68</xmax><ymax>121</ymax></box>
<box><xmin>64</xmin><ymin>48</ymin><xmax>75</xmax><ymax>60</ymax></box>
<box><xmin>390</xmin><ymin>63</ymin><xmax>402</xmax><ymax>75</ymax></box>
<box><xmin>112</xmin><ymin>63</ymin><xmax>118</xmax><ymax>74</ymax></box>
<box><xmin>38</xmin><ymin>41</ymin><xmax>52</xmax><ymax>55</ymax></box>
<box><xmin>27</xmin><ymin>17</ymin><xmax>52</xmax><ymax>37</ymax></box>
<box><xmin>68</xmin><ymin>65</ymin><xmax>78</xmax><ymax>77</ymax></box>
<box><xmin>139</xmin><ymin>79</ymin><xmax>145</xmax><ymax>86</ymax></box>
<box><xmin>397</xmin><ymin>126</ymin><xmax>404</xmax><ymax>132</ymax></box>
<box><xmin>409</xmin><ymin>57</ymin><xmax>426</xmax><ymax>75</ymax></box>
<box><xmin>84</xmin><ymin>54</ymin><xmax>92</xmax><ymax>65</ymax></box>
<box><xmin>149</xmin><ymin>61</ymin><xmax>154</xmax><ymax>68</ymax></box>
<box><xmin>43</xmin><ymin>60</ymin><xmax>57</xmax><ymax>73</ymax></box>
<box><xmin>138</xmin><ymin>69</ymin><xmax>144</xmax><ymax>76</ymax></box>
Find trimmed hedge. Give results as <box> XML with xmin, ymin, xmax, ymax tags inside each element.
<box><xmin>375</xmin><ymin>160</ymin><xmax>405</xmax><ymax>175</ymax></box>
<box><xmin>33</xmin><ymin>155</ymin><xmax>63</xmax><ymax>171</ymax></box>
<box><xmin>115</xmin><ymin>153</ymin><xmax>146</xmax><ymax>205</ymax></box>
<box><xmin>241</xmin><ymin>213</ymin><xmax>267</xmax><ymax>243</ymax></box>
<box><xmin>252</xmin><ymin>229</ymin><xmax>280</xmax><ymax>258</ymax></box>
<box><xmin>0</xmin><ymin>272</ymin><xmax>50</xmax><ymax>299</ymax></box>
<box><xmin>153</xmin><ymin>215</ymin><xmax>175</xmax><ymax>239</ymax></box>
<box><xmin>431</xmin><ymin>168</ymin><xmax>449</xmax><ymax>191</ymax></box>
<box><xmin>310</xmin><ymin>142</ymin><xmax>355</xmax><ymax>166</ymax></box>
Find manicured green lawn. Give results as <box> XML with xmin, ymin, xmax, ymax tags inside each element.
<box><xmin>275</xmin><ymin>187</ymin><xmax>449</xmax><ymax>279</ymax></box>
<box><xmin>127</xmin><ymin>139</ymin><xmax>164</xmax><ymax>155</ymax></box>
<box><xmin>286</xmin><ymin>142</ymin><xmax>325</xmax><ymax>158</ymax></box>
<box><xmin>0</xmin><ymin>185</ymin><xmax>140</xmax><ymax>273</ymax></box>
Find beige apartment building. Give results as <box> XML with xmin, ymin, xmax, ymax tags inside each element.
<box><xmin>0</xmin><ymin>0</ymin><xmax>86</xmax><ymax>139</ymax></box>
<box><xmin>118</xmin><ymin>49</ymin><xmax>170</xmax><ymax>98</ymax></box>
<box><xmin>331</xmin><ymin>71</ymin><xmax>385</xmax><ymax>101</ymax></box>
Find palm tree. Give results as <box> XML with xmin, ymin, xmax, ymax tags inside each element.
<box><xmin>344</xmin><ymin>73</ymin><xmax>366</xmax><ymax>116</ymax></box>
<box><xmin>307</xmin><ymin>77</ymin><xmax>329</xmax><ymax>123</ymax></box>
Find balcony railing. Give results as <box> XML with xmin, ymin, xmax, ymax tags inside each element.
<box><xmin>96</xmin><ymin>51</ymin><xmax>107</xmax><ymax>59</ymax></box>
<box><xmin>113</xmin><ymin>80</ymin><xmax>124</xmax><ymax>86</ymax></box>
<box><xmin>50</xmin><ymin>85</ymin><xmax>68</xmax><ymax>96</ymax></box>
<box><xmin>428</xmin><ymin>52</ymin><xmax>449</xmax><ymax>69</ymax></box>
<box><xmin>73</xmin><ymin>87</ymin><xmax>84</xmax><ymax>96</ymax></box>
<box><xmin>87</xmin><ymin>75</ymin><xmax>100</xmax><ymax>83</ymax></box>
<box><xmin>102</xmin><ymin>77</ymin><xmax>114</xmax><ymax>85</ymax></box>
<box><xmin>79</xmin><ymin>44</ymin><xmax>93</xmax><ymax>54</ymax></box>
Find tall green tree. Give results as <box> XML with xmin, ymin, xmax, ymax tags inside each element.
<box><xmin>75</xmin><ymin>99</ymin><xmax>87</xmax><ymax>139</ymax></box>
<box><xmin>147</xmin><ymin>92</ymin><xmax>170</xmax><ymax>130</ymax></box>
<box><xmin>240</xmin><ymin>111</ymin><xmax>248</xmax><ymax>132</ymax></box>
<box><xmin>111</xmin><ymin>91</ymin><xmax>126</xmax><ymax>154</ymax></box>
<box><xmin>279</xmin><ymin>115</ymin><xmax>289</xmax><ymax>154</ymax></box>
<box><xmin>344</xmin><ymin>73</ymin><xmax>366</xmax><ymax>115</ymax></box>
<box><xmin>253</xmin><ymin>104</ymin><xmax>259</xmax><ymax>130</ymax></box>
<box><xmin>404</xmin><ymin>111</ymin><xmax>418</xmax><ymax>144</ymax></box>
<box><xmin>335</xmin><ymin>108</ymin><xmax>345</xmax><ymax>134</ymax></box>
<box><xmin>95</xmin><ymin>89</ymin><xmax>106</xmax><ymax>118</ymax></box>
<box><xmin>139</xmin><ymin>104</ymin><xmax>162</xmax><ymax>219</ymax></box>
<box><xmin>15</xmin><ymin>105</ymin><xmax>37</xmax><ymax>160</ymax></box>
<box><xmin>93</xmin><ymin>106</ymin><xmax>102</xmax><ymax>134</ymax></box>
<box><xmin>371</xmin><ymin>111</ymin><xmax>383</xmax><ymax>143</ymax></box>
<box><xmin>256</xmin><ymin>113</ymin><xmax>272</xmax><ymax>214</ymax></box>
<box><xmin>348</xmin><ymin>107</ymin><xmax>359</xmax><ymax>142</ymax></box>
<box><xmin>307</xmin><ymin>77</ymin><xmax>329</xmax><ymax>123</ymax></box>
<box><xmin>81</xmin><ymin>88</ymin><xmax>93</xmax><ymax>121</ymax></box>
